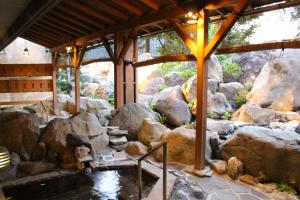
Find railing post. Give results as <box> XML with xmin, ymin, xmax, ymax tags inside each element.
<box><xmin>138</xmin><ymin>160</ymin><xmax>142</xmax><ymax>200</ymax></box>
<box><xmin>163</xmin><ymin>142</ymin><xmax>167</xmax><ymax>200</ymax></box>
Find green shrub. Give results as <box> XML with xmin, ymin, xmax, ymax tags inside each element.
<box><xmin>207</xmin><ymin>111</ymin><xmax>213</xmax><ymax>118</ymax></box>
<box><xmin>176</xmin><ymin>66</ymin><xmax>197</xmax><ymax>79</ymax></box>
<box><xmin>188</xmin><ymin>99</ymin><xmax>196</xmax><ymax>110</ymax></box>
<box><xmin>223</xmin><ymin>61</ymin><xmax>241</xmax><ymax>82</ymax></box>
<box><xmin>156</xmin><ymin>114</ymin><xmax>167</xmax><ymax>125</ymax></box>
<box><xmin>149</xmin><ymin>102</ymin><xmax>157</xmax><ymax>111</ymax></box>
<box><xmin>159</xmin><ymin>83</ymin><xmax>167</xmax><ymax>91</ymax></box>
<box><xmin>244</xmin><ymin>82</ymin><xmax>253</xmax><ymax>92</ymax></box>
<box><xmin>235</xmin><ymin>90</ymin><xmax>248</xmax><ymax>108</ymax></box>
<box><xmin>108</xmin><ymin>96</ymin><xmax>115</xmax><ymax>106</ymax></box>
<box><xmin>156</xmin><ymin>62</ymin><xmax>182</xmax><ymax>76</ymax></box>
<box><xmin>277</xmin><ymin>182</ymin><xmax>297</xmax><ymax>195</ymax></box>
<box><xmin>182</xmin><ymin>122</ymin><xmax>196</xmax><ymax>129</ymax></box>
<box><xmin>221</xmin><ymin>111</ymin><xmax>232</xmax><ymax>120</ymax></box>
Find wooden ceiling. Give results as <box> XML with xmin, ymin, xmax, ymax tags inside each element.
<box><xmin>0</xmin><ymin>0</ymin><xmax>296</xmax><ymax>52</ymax></box>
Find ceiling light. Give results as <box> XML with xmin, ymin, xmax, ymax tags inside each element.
<box><xmin>185</xmin><ymin>11</ymin><xmax>198</xmax><ymax>24</ymax></box>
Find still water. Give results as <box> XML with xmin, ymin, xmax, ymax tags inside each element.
<box><xmin>4</xmin><ymin>167</ymin><xmax>157</xmax><ymax>200</ymax></box>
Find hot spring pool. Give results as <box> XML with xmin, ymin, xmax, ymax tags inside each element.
<box><xmin>3</xmin><ymin>167</ymin><xmax>158</xmax><ymax>200</ymax></box>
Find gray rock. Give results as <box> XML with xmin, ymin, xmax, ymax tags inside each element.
<box><xmin>207</xmin><ymin>54</ymin><xmax>223</xmax><ymax>82</ymax></box>
<box><xmin>220</xmin><ymin>125</ymin><xmax>300</xmax><ymax>188</ymax></box>
<box><xmin>138</xmin><ymin>118</ymin><xmax>168</xmax><ymax>146</ymax></box>
<box><xmin>211</xmin><ymin>160</ymin><xmax>227</xmax><ymax>175</ymax></box>
<box><xmin>109</xmin><ymin>103</ymin><xmax>157</xmax><ymax>140</ymax></box>
<box><xmin>140</xmin><ymin>77</ymin><xmax>165</xmax><ymax>95</ymax></box>
<box><xmin>227</xmin><ymin>157</ymin><xmax>243</xmax><ymax>180</ymax></box>
<box><xmin>81</xmin><ymin>74</ymin><xmax>94</xmax><ymax>83</ymax></box>
<box><xmin>109</xmin><ymin>136</ymin><xmax>127</xmax><ymax>146</ymax></box>
<box><xmin>164</xmin><ymin>72</ymin><xmax>185</xmax><ymax>87</ymax></box>
<box><xmin>0</xmin><ymin>112</ymin><xmax>40</xmax><ymax>161</ymax></box>
<box><xmin>219</xmin><ymin>82</ymin><xmax>244</xmax><ymax>102</ymax></box>
<box><xmin>207</xmin><ymin>91</ymin><xmax>232</xmax><ymax>118</ymax></box>
<box><xmin>208</xmin><ymin>79</ymin><xmax>219</xmax><ymax>94</ymax></box>
<box><xmin>248</xmin><ymin>49</ymin><xmax>300</xmax><ymax>111</ymax></box>
<box><xmin>137</xmin><ymin>94</ymin><xmax>154</xmax><ymax>108</ymax></box>
<box><xmin>19</xmin><ymin>161</ymin><xmax>56</xmax><ymax>175</ymax></box>
<box><xmin>41</xmin><ymin>112</ymin><xmax>109</xmax><ymax>165</ymax></box>
<box><xmin>207</xmin><ymin>118</ymin><xmax>235</xmax><ymax>133</ymax></box>
<box><xmin>31</xmin><ymin>142</ymin><xmax>47</xmax><ymax>161</ymax></box>
<box><xmin>154</xmin><ymin>86</ymin><xmax>191</xmax><ymax>126</ymax></box>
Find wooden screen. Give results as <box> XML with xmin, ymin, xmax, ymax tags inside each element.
<box><xmin>0</xmin><ymin>64</ymin><xmax>54</xmax><ymax>105</ymax></box>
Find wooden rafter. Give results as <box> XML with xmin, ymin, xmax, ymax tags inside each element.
<box><xmin>65</xmin><ymin>1</ymin><xmax>115</xmax><ymax>25</ymax></box>
<box><xmin>171</xmin><ymin>21</ymin><xmax>198</xmax><ymax>56</ymax></box>
<box><xmin>111</xmin><ymin>0</ymin><xmax>144</xmax><ymax>16</ymax></box>
<box><xmin>140</xmin><ymin>0</ymin><xmax>160</xmax><ymax>10</ymax></box>
<box><xmin>30</xmin><ymin>26</ymin><xmax>70</xmax><ymax>42</ymax></box>
<box><xmin>86</xmin><ymin>0</ymin><xmax>129</xmax><ymax>20</ymax></box>
<box><xmin>204</xmin><ymin>0</ymin><xmax>249</xmax><ymax>58</ymax></box>
<box><xmin>33</xmin><ymin>23</ymin><xmax>73</xmax><ymax>40</ymax></box>
<box><xmin>133</xmin><ymin>54</ymin><xmax>196</xmax><ymax>68</ymax></box>
<box><xmin>56</xmin><ymin>6</ymin><xmax>104</xmax><ymax>29</ymax></box>
<box><xmin>39</xmin><ymin>20</ymin><xmax>81</xmax><ymax>37</ymax></box>
<box><xmin>102</xmin><ymin>37</ymin><xmax>115</xmax><ymax>62</ymax></box>
<box><xmin>216</xmin><ymin>40</ymin><xmax>300</xmax><ymax>54</ymax></box>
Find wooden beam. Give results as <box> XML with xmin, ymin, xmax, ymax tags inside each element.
<box><xmin>102</xmin><ymin>37</ymin><xmax>115</xmax><ymax>61</ymax></box>
<box><xmin>215</xmin><ymin>40</ymin><xmax>300</xmax><ymax>54</ymax></box>
<box><xmin>114</xmin><ymin>33</ymin><xmax>124</xmax><ymax>108</ymax></box>
<box><xmin>81</xmin><ymin>58</ymin><xmax>112</xmax><ymax>66</ymax></box>
<box><xmin>24</xmin><ymin>31</ymin><xmax>59</xmax><ymax>45</ymax></box>
<box><xmin>204</xmin><ymin>0</ymin><xmax>248</xmax><ymax>58</ymax></box>
<box><xmin>133</xmin><ymin>54</ymin><xmax>196</xmax><ymax>68</ymax></box>
<box><xmin>52</xmin><ymin>52</ymin><xmax>59</xmax><ymax>111</ymax></box>
<box><xmin>51</xmin><ymin>1</ymin><xmax>200</xmax><ymax>52</ymax></box>
<box><xmin>195</xmin><ymin>9</ymin><xmax>208</xmax><ymax>170</ymax></box>
<box><xmin>0</xmin><ymin>0</ymin><xmax>62</xmax><ymax>51</ymax></box>
<box><xmin>140</xmin><ymin>0</ymin><xmax>160</xmax><ymax>10</ymax></box>
<box><xmin>38</xmin><ymin>20</ymin><xmax>81</xmax><ymax>37</ymax></box>
<box><xmin>0</xmin><ymin>100</ymin><xmax>53</xmax><ymax>106</ymax></box>
<box><xmin>111</xmin><ymin>0</ymin><xmax>144</xmax><ymax>16</ymax></box>
<box><xmin>56</xmin><ymin>6</ymin><xmax>104</xmax><ymax>30</ymax></box>
<box><xmin>33</xmin><ymin>23</ymin><xmax>73</xmax><ymax>41</ymax></box>
<box><xmin>65</xmin><ymin>1</ymin><xmax>115</xmax><ymax>24</ymax></box>
<box><xmin>171</xmin><ymin>21</ymin><xmax>198</xmax><ymax>56</ymax></box>
<box><xmin>86</xmin><ymin>0</ymin><xmax>129</xmax><ymax>20</ymax></box>
<box><xmin>30</xmin><ymin>26</ymin><xmax>70</xmax><ymax>42</ymax></box>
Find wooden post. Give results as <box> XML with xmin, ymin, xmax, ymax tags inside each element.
<box><xmin>195</xmin><ymin>9</ymin><xmax>208</xmax><ymax>170</ymax></box>
<box><xmin>51</xmin><ymin>52</ymin><xmax>59</xmax><ymax>112</ymax></box>
<box><xmin>124</xmin><ymin>37</ymin><xmax>135</xmax><ymax>104</ymax></box>
<box><xmin>114</xmin><ymin>33</ymin><xmax>125</xmax><ymax>108</ymax></box>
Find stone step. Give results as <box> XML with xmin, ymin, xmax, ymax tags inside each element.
<box><xmin>109</xmin><ymin>136</ymin><xmax>127</xmax><ymax>146</ymax></box>
<box><xmin>108</xmin><ymin>129</ymin><xmax>128</xmax><ymax>136</ymax></box>
<box><xmin>107</xmin><ymin>126</ymin><xmax>120</xmax><ymax>131</ymax></box>
<box><xmin>110</xmin><ymin>144</ymin><xmax>127</xmax><ymax>152</ymax></box>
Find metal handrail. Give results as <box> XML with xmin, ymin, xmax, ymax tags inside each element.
<box><xmin>138</xmin><ymin>141</ymin><xmax>167</xmax><ymax>200</ymax></box>
<box><xmin>40</xmin><ymin>101</ymin><xmax>49</xmax><ymax>124</ymax></box>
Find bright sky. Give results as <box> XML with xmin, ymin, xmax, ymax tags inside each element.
<box><xmin>249</xmin><ymin>8</ymin><xmax>299</xmax><ymax>43</ymax></box>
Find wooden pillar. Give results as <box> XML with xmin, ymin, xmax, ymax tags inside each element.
<box><xmin>124</xmin><ymin>37</ymin><xmax>135</xmax><ymax>104</ymax></box>
<box><xmin>195</xmin><ymin>9</ymin><xmax>208</xmax><ymax>170</ymax></box>
<box><xmin>114</xmin><ymin>33</ymin><xmax>125</xmax><ymax>108</ymax></box>
<box><xmin>51</xmin><ymin>52</ymin><xmax>58</xmax><ymax>112</ymax></box>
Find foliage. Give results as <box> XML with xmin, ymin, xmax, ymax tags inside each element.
<box><xmin>221</xmin><ymin>111</ymin><xmax>232</xmax><ymax>120</ymax></box>
<box><xmin>244</xmin><ymin>82</ymin><xmax>253</xmax><ymax>92</ymax></box>
<box><xmin>155</xmin><ymin>62</ymin><xmax>196</xmax><ymax>80</ymax></box>
<box><xmin>159</xmin><ymin>83</ymin><xmax>167</xmax><ymax>91</ymax></box>
<box><xmin>182</xmin><ymin>122</ymin><xmax>196</xmax><ymax>129</ymax></box>
<box><xmin>108</xmin><ymin>96</ymin><xmax>115</xmax><ymax>106</ymax></box>
<box><xmin>188</xmin><ymin>99</ymin><xmax>196</xmax><ymax>110</ymax></box>
<box><xmin>235</xmin><ymin>90</ymin><xmax>248</xmax><ymax>108</ymax></box>
<box><xmin>216</xmin><ymin>54</ymin><xmax>231</xmax><ymax>65</ymax></box>
<box><xmin>56</xmin><ymin>68</ymin><xmax>69</xmax><ymax>93</ymax></box>
<box><xmin>207</xmin><ymin>111</ymin><xmax>213</xmax><ymax>118</ymax></box>
<box><xmin>277</xmin><ymin>182</ymin><xmax>297</xmax><ymax>195</ymax></box>
<box><xmin>223</xmin><ymin>61</ymin><xmax>242</xmax><ymax>82</ymax></box>
<box><xmin>177</xmin><ymin>66</ymin><xmax>197</xmax><ymax>79</ymax></box>
<box><xmin>156</xmin><ymin>114</ymin><xmax>167</xmax><ymax>125</ymax></box>
<box><xmin>156</xmin><ymin>62</ymin><xmax>182</xmax><ymax>76</ymax></box>
<box><xmin>156</xmin><ymin>31</ymin><xmax>190</xmax><ymax>56</ymax></box>
<box><xmin>149</xmin><ymin>102</ymin><xmax>157</xmax><ymax>111</ymax></box>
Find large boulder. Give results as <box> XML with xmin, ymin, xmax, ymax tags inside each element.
<box><xmin>207</xmin><ymin>91</ymin><xmax>232</xmax><ymax>118</ymax></box>
<box><xmin>41</xmin><ymin>112</ymin><xmax>108</xmax><ymax>165</ymax></box>
<box><xmin>219</xmin><ymin>82</ymin><xmax>244</xmax><ymax>102</ymax></box>
<box><xmin>164</xmin><ymin>72</ymin><xmax>185</xmax><ymax>87</ymax></box>
<box><xmin>126</xmin><ymin>141</ymin><xmax>148</xmax><ymax>156</ymax></box>
<box><xmin>140</xmin><ymin>77</ymin><xmax>165</xmax><ymax>95</ymax></box>
<box><xmin>0</xmin><ymin>112</ymin><xmax>40</xmax><ymax>161</ymax></box>
<box><xmin>153</xmin><ymin>86</ymin><xmax>191</xmax><ymax>126</ymax></box>
<box><xmin>247</xmin><ymin>50</ymin><xmax>300</xmax><ymax>111</ymax></box>
<box><xmin>232</xmin><ymin>103</ymin><xmax>300</xmax><ymax>124</ymax></box>
<box><xmin>137</xmin><ymin>94</ymin><xmax>154</xmax><ymax>108</ymax></box>
<box><xmin>154</xmin><ymin>127</ymin><xmax>196</xmax><ymax>165</ymax></box>
<box><xmin>206</xmin><ymin>118</ymin><xmax>235</xmax><ymax>133</ymax></box>
<box><xmin>231</xmin><ymin>51</ymin><xmax>269</xmax><ymax>84</ymax></box>
<box><xmin>109</xmin><ymin>103</ymin><xmax>157</xmax><ymax>140</ymax></box>
<box><xmin>82</xmin><ymin>81</ymin><xmax>114</xmax><ymax>99</ymax></box>
<box><xmin>207</xmin><ymin>54</ymin><xmax>223</xmax><ymax>82</ymax></box>
<box><xmin>220</xmin><ymin>126</ymin><xmax>300</xmax><ymax>188</ymax></box>
<box><xmin>138</xmin><ymin>118</ymin><xmax>169</xmax><ymax>146</ymax></box>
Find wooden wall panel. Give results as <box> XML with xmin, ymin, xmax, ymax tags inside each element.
<box><xmin>0</xmin><ymin>64</ymin><xmax>52</xmax><ymax>77</ymax></box>
<box><xmin>0</xmin><ymin>80</ymin><xmax>53</xmax><ymax>93</ymax></box>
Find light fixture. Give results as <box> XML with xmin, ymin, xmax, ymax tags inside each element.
<box><xmin>185</xmin><ymin>11</ymin><xmax>198</xmax><ymax>24</ymax></box>
<box><xmin>0</xmin><ymin>146</ymin><xmax>10</xmax><ymax>170</ymax></box>
<box><xmin>23</xmin><ymin>40</ymin><xmax>29</xmax><ymax>56</ymax></box>
<box><xmin>66</xmin><ymin>46</ymin><xmax>73</xmax><ymax>53</ymax></box>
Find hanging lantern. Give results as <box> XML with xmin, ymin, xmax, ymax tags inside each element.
<box><xmin>23</xmin><ymin>40</ymin><xmax>30</xmax><ymax>56</ymax></box>
<box><xmin>66</xmin><ymin>46</ymin><xmax>73</xmax><ymax>53</ymax></box>
<box><xmin>185</xmin><ymin>11</ymin><xmax>198</xmax><ymax>24</ymax></box>
<box><xmin>0</xmin><ymin>146</ymin><xmax>10</xmax><ymax>170</ymax></box>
